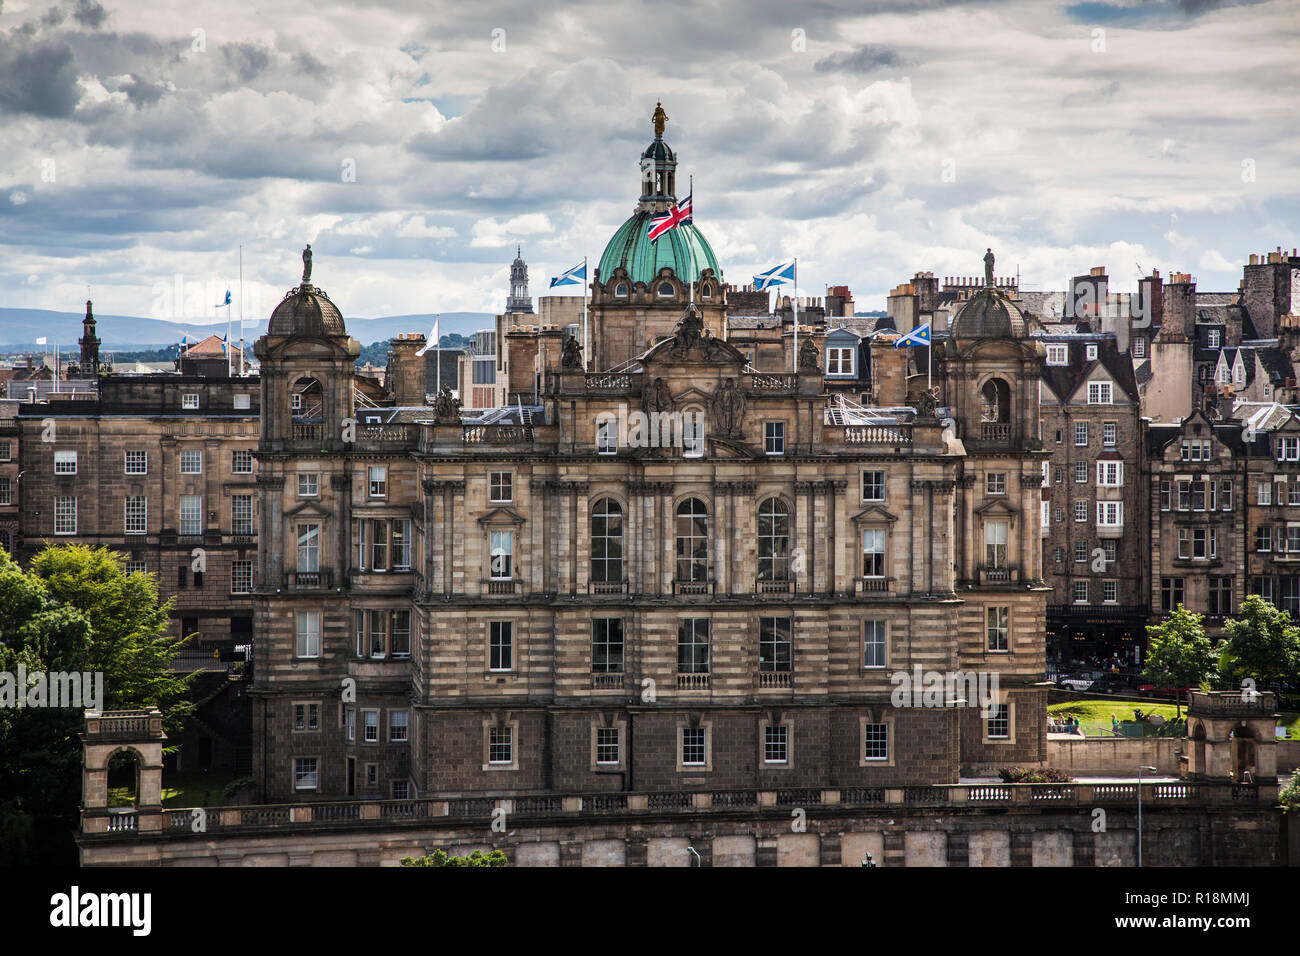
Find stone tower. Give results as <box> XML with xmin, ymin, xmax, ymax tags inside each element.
<box><xmin>506</xmin><ymin>246</ymin><xmax>533</xmax><ymax>314</ymax></box>
<box><xmin>79</xmin><ymin>299</ymin><xmax>101</xmax><ymax>375</ymax></box>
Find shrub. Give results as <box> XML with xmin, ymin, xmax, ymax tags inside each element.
<box><xmin>997</xmin><ymin>767</ymin><xmax>1074</xmax><ymax>784</ymax></box>
<box><xmin>400</xmin><ymin>849</ymin><xmax>508</xmax><ymax>867</ymax></box>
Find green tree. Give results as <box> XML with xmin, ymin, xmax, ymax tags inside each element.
<box><xmin>0</xmin><ymin>546</ymin><xmax>195</xmax><ymax>865</ymax></box>
<box><xmin>1220</xmin><ymin>594</ymin><xmax>1300</xmax><ymax>691</ymax></box>
<box><xmin>1142</xmin><ymin>604</ymin><xmax>1216</xmax><ymax>718</ymax></box>
<box><xmin>400</xmin><ymin>849</ymin><xmax>508</xmax><ymax>867</ymax></box>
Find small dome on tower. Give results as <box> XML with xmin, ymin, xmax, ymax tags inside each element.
<box><xmin>268</xmin><ymin>286</ymin><xmax>347</xmax><ymax>337</ymax></box>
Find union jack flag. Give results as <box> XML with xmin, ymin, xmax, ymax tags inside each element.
<box><xmin>647</xmin><ymin>189</ymin><xmax>692</xmax><ymax>242</ymax></box>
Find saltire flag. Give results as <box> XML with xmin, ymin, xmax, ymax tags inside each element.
<box><xmin>217</xmin><ymin>290</ymin><xmax>232</xmax><ymax>307</ymax></box>
<box><xmin>647</xmin><ymin>189</ymin><xmax>693</xmax><ymax>242</ymax></box>
<box><xmin>414</xmin><ymin>317</ymin><xmax>440</xmax><ymax>356</ymax></box>
<box><xmin>549</xmin><ymin>263</ymin><xmax>586</xmax><ymax>288</ymax></box>
<box><xmin>753</xmin><ymin>261</ymin><xmax>795</xmax><ymax>290</ymax></box>
<box><xmin>177</xmin><ymin>335</ymin><xmax>189</xmax><ymax>355</ymax></box>
<box><xmin>221</xmin><ymin>334</ymin><xmax>229</xmax><ymax>354</ymax></box>
<box><xmin>893</xmin><ymin>322</ymin><xmax>932</xmax><ymax>348</ymax></box>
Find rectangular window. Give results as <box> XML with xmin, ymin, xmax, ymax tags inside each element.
<box><xmin>294</xmin><ymin>757</ymin><xmax>318</xmax><ymax>791</ymax></box>
<box><xmin>489</xmin><ymin>471</ymin><xmax>513</xmax><ymax>502</ymax></box>
<box><xmin>1256</xmin><ymin>526</ymin><xmax>1273</xmax><ymax>552</ymax></box>
<box><xmin>231</xmin><ymin>560</ymin><xmax>253</xmax><ymax>593</ymax></box>
<box><xmin>1096</xmin><ymin>462</ymin><xmax>1123</xmax><ymax>486</ymax></box>
<box><xmin>1191</xmin><ymin>481</ymin><xmax>1206</xmax><ymax>511</ymax></box>
<box><xmin>347</xmin><ymin>708</ymin><xmax>355</xmax><ymax>741</ymax></box>
<box><xmin>180</xmin><ymin>495</ymin><xmax>203</xmax><ymax>536</ymax></box>
<box><xmin>124</xmin><ymin>496</ymin><xmax>147</xmax><ymax>535</ymax></box>
<box><xmin>370</xmin><ymin>518</ymin><xmax>389</xmax><ymax>571</ymax></box>
<box><xmin>1220</xmin><ymin>480</ymin><xmax>1232</xmax><ymax>512</ymax></box>
<box><xmin>758</xmin><ymin>617</ymin><xmax>792</xmax><ymax>673</ymax></box>
<box><xmin>233</xmin><ymin>393</ymin><xmax>251</xmax><ymax>410</ymax></box>
<box><xmin>232</xmin><ymin>495</ymin><xmax>254</xmax><ymax>535</ymax></box>
<box><xmin>986</xmin><ymin>606</ymin><xmax>1009</xmax><ymax>651</ymax></box>
<box><xmin>54</xmin><ymin>450</ymin><xmax>77</xmax><ymax>475</ymax></box>
<box><xmin>1096</xmin><ymin>501</ymin><xmax>1123</xmax><ymax>526</ymax></box>
<box><xmin>390</xmin><ymin>711</ymin><xmax>409</xmax><ymax>742</ymax></box>
<box><xmin>124</xmin><ymin>450</ymin><xmax>147</xmax><ymax>474</ymax></box>
<box><xmin>295</xmin><ymin>611</ymin><xmax>320</xmax><ymax>658</ymax></box>
<box><xmin>1133</xmin><ymin>337</ymin><xmax>1146</xmax><ymax>358</ymax></box>
<box><xmin>391</xmin><ymin>610</ymin><xmax>411</xmax><ymax>658</ymax></box>
<box><xmin>293</xmin><ymin>703</ymin><xmax>320</xmax><ymax>732</ymax></box>
<box><xmin>1086</xmin><ymin>344</ymin><xmax>1098</xmax><ymax>361</ymax></box>
<box><xmin>1260</xmin><ymin>481</ymin><xmax>1274</xmax><ymax>506</ymax></box>
<box><xmin>1161</xmin><ymin>577</ymin><xmax>1185</xmax><ymax>613</ymax></box>
<box><xmin>1290</xmin><ymin>484</ymin><xmax>1300</xmax><ymax>508</ymax></box>
<box><xmin>863</xmin><ymin>723</ymin><xmax>889</xmax><ymax>761</ymax></box>
<box><xmin>1178</xmin><ymin>528</ymin><xmax>1190</xmax><ymax>559</ymax></box>
<box><xmin>1287</xmin><ymin>526</ymin><xmax>1300</xmax><ymax>553</ymax></box>
<box><xmin>1103</xmin><ymin>580</ymin><xmax>1118</xmax><ymax>603</ymax></box>
<box><xmin>489</xmin><ymin>530</ymin><xmax>513</xmax><ymax>579</ymax></box>
<box><xmin>368</xmin><ymin>465</ymin><xmax>387</xmax><ymax>497</ymax></box>
<box><xmin>596</xmin><ymin>727</ymin><xmax>620</xmax><ymax>765</ymax></box>
<box><xmin>1279</xmin><ymin>437</ymin><xmax>1300</xmax><ymax>462</ymax></box>
<box><xmin>1046</xmin><ymin>344</ymin><xmax>1067</xmax><ymax>365</ymax></box>
<box><xmin>392</xmin><ymin>519</ymin><xmax>411</xmax><ymax>570</ymax></box>
<box><xmin>0</xmin><ymin>440</ymin><xmax>9</xmax><ymax>461</ymax></box>
<box><xmin>677</xmin><ymin>618</ymin><xmax>711</xmax><ymax>674</ymax></box>
<box><xmin>1073</xmin><ymin>581</ymin><xmax>1088</xmax><ymax>603</ymax></box>
<box><xmin>1075</xmin><ymin>422</ymin><xmax>1088</xmax><ymax>446</ymax></box>
<box><xmin>489</xmin><ymin>621</ymin><xmax>513</xmax><ymax>671</ymax></box>
<box><xmin>231</xmin><ymin>449</ymin><xmax>253</xmax><ymax>474</ymax></box>
<box><xmin>1177</xmin><ymin>481</ymin><xmax>1191</xmax><ymax>511</ymax></box>
<box><xmin>297</xmin><ymin>523</ymin><xmax>319</xmax><ymax>572</ymax></box>
<box><xmin>392</xmin><ymin>780</ymin><xmax>409</xmax><ymax>800</ymax></box>
<box><xmin>861</xmin><ymin>470</ymin><xmax>885</xmax><ymax>501</ymax></box>
<box><xmin>1209</xmin><ymin>577</ymin><xmax>1232</xmax><ymax>617</ymax></box>
<box><xmin>488</xmin><ymin>727</ymin><xmax>513</xmax><ymax>765</ymax></box>
<box><xmin>298</xmin><ymin>473</ymin><xmax>318</xmax><ymax>497</ymax></box>
<box><xmin>681</xmin><ymin>728</ymin><xmax>707</xmax><ymax>766</ymax></box>
<box><xmin>863</xmin><ymin>620</ymin><xmax>887</xmax><ymax>668</ymax></box>
<box><xmin>592</xmin><ymin>619</ymin><xmax>624</xmax><ymax>673</ymax></box>
<box><xmin>1074</xmin><ymin>500</ymin><xmax>1088</xmax><ymax>522</ymax></box>
<box><xmin>596</xmin><ymin>419</ymin><xmax>618</xmax><ymax>455</ymax></box>
<box><xmin>1102</xmin><ymin>539</ymin><xmax>1118</xmax><ymax>564</ymax></box>
<box><xmin>987</xmin><ymin>704</ymin><xmax>1010</xmax><ymax>739</ymax></box>
<box><xmin>363</xmin><ymin>710</ymin><xmax>378</xmax><ymax>743</ymax></box>
<box><xmin>862</xmin><ymin>528</ymin><xmax>886</xmax><ymax>577</ymax></box>
<box><xmin>0</xmin><ymin>477</ymin><xmax>11</xmax><ymax>506</ymax></box>
<box><xmin>1074</xmin><ymin>461</ymin><xmax>1088</xmax><ymax>483</ymax></box>
<box><xmin>764</xmin><ymin>421</ymin><xmax>785</xmax><ymax>455</ymax></box>
<box><xmin>1087</xmin><ymin>382</ymin><xmax>1112</xmax><ymax>404</ymax></box>
<box><xmin>1054</xmin><ymin>466</ymin><xmax>1063</xmax><ymax>484</ymax></box>
<box><xmin>764</xmin><ymin>725</ymin><xmax>789</xmax><ymax>764</ymax></box>
<box><xmin>179</xmin><ymin>449</ymin><xmax>202</xmax><ymax>474</ymax></box>
<box><xmin>1102</xmin><ymin>422</ymin><xmax>1117</xmax><ymax>446</ymax></box>
<box><xmin>182</xmin><ymin>393</ymin><xmax>199</xmax><ymax>409</ymax></box>
<box><xmin>1160</xmin><ymin>480</ymin><xmax>1171</xmax><ymax>511</ymax></box>
<box><xmin>827</xmin><ymin>347</ymin><xmax>855</xmax><ymax>375</ymax></box>
<box><xmin>985</xmin><ymin>520</ymin><xmax>1008</xmax><ymax>567</ymax></box>
<box><xmin>1074</xmin><ymin>540</ymin><xmax>1087</xmax><ymax>563</ymax></box>
<box><xmin>369</xmin><ymin>609</ymin><xmax>387</xmax><ymax>658</ymax></box>
<box><xmin>986</xmin><ymin>473</ymin><xmax>1006</xmax><ymax>496</ymax></box>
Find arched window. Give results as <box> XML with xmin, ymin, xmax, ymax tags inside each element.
<box><xmin>757</xmin><ymin>498</ymin><xmax>790</xmax><ymax>581</ymax></box>
<box><xmin>980</xmin><ymin>378</ymin><xmax>1010</xmax><ymax>423</ymax></box>
<box><xmin>590</xmin><ymin>498</ymin><xmax>624</xmax><ymax>584</ymax></box>
<box><xmin>675</xmin><ymin>498</ymin><xmax>709</xmax><ymax>582</ymax></box>
<box><xmin>700</xmin><ymin>283</ymin><xmax>712</xmax><ymax>299</ymax></box>
<box><xmin>292</xmin><ymin>376</ymin><xmax>322</xmax><ymax>419</ymax></box>
<box><xmin>657</xmin><ymin>282</ymin><xmax>674</xmax><ymax>298</ymax></box>
<box><xmin>615</xmin><ymin>282</ymin><xmax>628</xmax><ymax>297</ymax></box>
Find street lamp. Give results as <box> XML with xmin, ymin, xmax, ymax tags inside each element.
<box><xmin>1136</xmin><ymin>765</ymin><xmax>1157</xmax><ymax>867</ymax></box>
<box><xmin>687</xmin><ymin>845</ymin><xmax>701</xmax><ymax>867</ymax></box>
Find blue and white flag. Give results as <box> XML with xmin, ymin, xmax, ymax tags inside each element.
<box><xmin>893</xmin><ymin>322</ymin><xmax>932</xmax><ymax>348</ymax></box>
<box><xmin>549</xmin><ymin>263</ymin><xmax>587</xmax><ymax>288</ymax></box>
<box><xmin>217</xmin><ymin>290</ymin><xmax>232</xmax><ymax>307</ymax></box>
<box><xmin>221</xmin><ymin>334</ymin><xmax>228</xmax><ymax>354</ymax></box>
<box><xmin>753</xmin><ymin>261</ymin><xmax>796</xmax><ymax>290</ymax></box>
<box><xmin>177</xmin><ymin>335</ymin><xmax>189</xmax><ymax>355</ymax></box>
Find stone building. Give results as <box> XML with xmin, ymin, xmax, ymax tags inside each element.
<box><xmin>248</xmin><ymin>229</ymin><xmax>1048</xmax><ymax>802</ymax></box>
<box><xmin>1039</xmin><ymin>332</ymin><xmax>1146</xmax><ymax>662</ymax></box>
<box><xmin>15</xmin><ymin>368</ymin><xmax>261</xmax><ymax>650</ymax></box>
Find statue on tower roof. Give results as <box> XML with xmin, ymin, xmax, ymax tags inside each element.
<box><xmin>302</xmin><ymin>243</ymin><xmax>313</xmax><ymax>284</ymax></box>
<box><xmin>652</xmin><ymin>101</ymin><xmax>668</xmax><ymax>138</ymax></box>
<box><xmin>983</xmin><ymin>247</ymin><xmax>995</xmax><ymax>288</ymax></box>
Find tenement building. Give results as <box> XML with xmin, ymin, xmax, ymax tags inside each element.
<box><xmin>16</xmin><ymin>314</ymin><xmax>261</xmax><ymax>653</ymax></box>
<box><xmin>248</xmin><ymin>108</ymin><xmax>1050</xmax><ymax>803</ymax></box>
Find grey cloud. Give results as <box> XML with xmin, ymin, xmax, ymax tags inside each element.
<box><xmin>41</xmin><ymin>5</ymin><xmax>66</xmax><ymax>28</ymax></box>
<box><xmin>0</xmin><ymin>39</ymin><xmax>81</xmax><ymax>116</ymax></box>
<box><xmin>73</xmin><ymin>0</ymin><xmax>108</xmax><ymax>28</ymax></box>
<box><xmin>221</xmin><ymin>42</ymin><xmax>272</xmax><ymax>82</ymax></box>
<box><xmin>118</xmin><ymin>74</ymin><xmax>170</xmax><ymax>108</ymax></box>
<box><xmin>814</xmin><ymin>44</ymin><xmax>910</xmax><ymax>74</ymax></box>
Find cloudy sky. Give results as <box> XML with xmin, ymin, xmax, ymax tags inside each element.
<box><xmin>0</xmin><ymin>0</ymin><xmax>1296</xmax><ymax>324</ymax></box>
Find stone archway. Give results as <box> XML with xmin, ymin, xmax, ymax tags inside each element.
<box><xmin>1230</xmin><ymin>723</ymin><xmax>1258</xmax><ymax>782</ymax></box>
<box><xmin>1188</xmin><ymin>720</ymin><xmax>1207</xmax><ymax>777</ymax></box>
<box><xmin>105</xmin><ymin>747</ymin><xmax>145</xmax><ymax>808</ymax></box>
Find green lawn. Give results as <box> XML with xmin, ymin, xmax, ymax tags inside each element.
<box><xmin>160</xmin><ymin>770</ymin><xmax>240</xmax><ymax>808</ymax></box>
<box><xmin>1050</xmin><ymin>698</ymin><xmax>1300</xmax><ymax>739</ymax></box>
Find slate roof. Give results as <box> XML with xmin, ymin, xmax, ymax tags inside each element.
<box><xmin>1040</xmin><ymin>336</ymin><xmax>1140</xmax><ymax>404</ymax></box>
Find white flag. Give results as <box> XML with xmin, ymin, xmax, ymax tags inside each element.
<box><xmin>36</xmin><ymin>337</ymin><xmax>48</xmax><ymax>345</ymax></box>
<box><xmin>414</xmin><ymin>318</ymin><xmax>440</xmax><ymax>356</ymax></box>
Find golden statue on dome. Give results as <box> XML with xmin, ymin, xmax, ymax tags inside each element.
<box><xmin>652</xmin><ymin>101</ymin><xmax>668</xmax><ymax>137</ymax></box>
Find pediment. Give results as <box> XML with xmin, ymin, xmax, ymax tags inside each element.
<box><xmin>974</xmin><ymin>498</ymin><xmax>1018</xmax><ymax>518</ymax></box>
<box><xmin>285</xmin><ymin>501</ymin><xmax>332</xmax><ymax>519</ymax></box>
<box><xmin>477</xmin><ymin>506</ymin><xmax>526</xmax><ymax>527</ymax></box>
<box><xmin>851</xmin><ymin>505</ymin><xmax>899</xmax><ymax>525</ymax></box>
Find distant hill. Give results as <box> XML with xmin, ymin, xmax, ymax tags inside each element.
<box><xmin>0</xmin><ymin>308</ymin><xmax>496</xmax><ymax>351</ymax></box>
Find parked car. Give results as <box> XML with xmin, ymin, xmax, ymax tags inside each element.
<box><xmin>1057</xmin><ymin>677</ymin><xmax>1094</xmax><ymax>692</ymax></box>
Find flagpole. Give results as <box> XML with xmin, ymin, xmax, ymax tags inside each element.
<box><xmin>582</xmin><ymin>255</ymin><xmax>589</xmax><ymax>372</ymax></box>
<box><xmin>792</xmin><ymin>258</ymin><xmax>799</xmax><ymax>373</ymax></box>
<box><xmin>436</xmin><ymin>314</ymin><xmax>441</xmax><ymax>396</ymax></box>
<box><xmin>238</xmin><ymin>244</ymin><xmax>244</xmax><ymax>377</ymax></box>
<box><xmin>688</xmin><ymin>175</ymin><xmax>695</xmax><ymax>308</ymax></box>
<box><xmin>226</xmin><ymin>299</ymin><xmax>233</xmax><ymax>378</ymax></box>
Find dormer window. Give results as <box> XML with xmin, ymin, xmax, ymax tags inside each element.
<box><xmin>615</xmin><ymin>283</ymin><xmax>628</xmax><ymax>297</ymax></box>
<box><xmin>700</xmin><ymin>284</ymin><xmax>712</xmax><ymax>299</ymax></box>
<box><xmin>657</xmin><ymin>282</ymin><xmax>674</xmax><ymax>298</ymax></box>
<box><xmin>1046</xmin><ymin>345</ymin><xmax>1067</xmax><ymax>366</ymax></box>
<box><xmin>1207</xmin><ymin>329</ymin><xmax>1221</xmax><ymax>348</ymax></box>
<box><xmin>1085</xmin><ymin>344</ymin><xmax>1098</xmax><ymax>361</ymax></box>
<box><xmin>1132</xmin><ymin>337</ymin><xmax>1146</xmax><ymax>359</ymax></box>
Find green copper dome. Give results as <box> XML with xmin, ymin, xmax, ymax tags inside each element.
<box><xmin>597</xmin><ymin>211</ymin><xmax>720</xmax><ymax>286</ymax></box>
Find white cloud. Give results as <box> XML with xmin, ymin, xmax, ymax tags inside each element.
<box><xmin>470</xmin><ymin>214</ymin><xmax>554</xmax><ymax>248</ymax></box>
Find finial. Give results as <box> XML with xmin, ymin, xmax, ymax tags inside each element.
<box><xmin>85</xmin><ymin>299</ymin><xmax>93</xmax><ymax>318</ymax></box>
<box><xmin>652</xmin><ymin>100</ymin><xmax>668</xmax><ymax>138</ymax></box>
